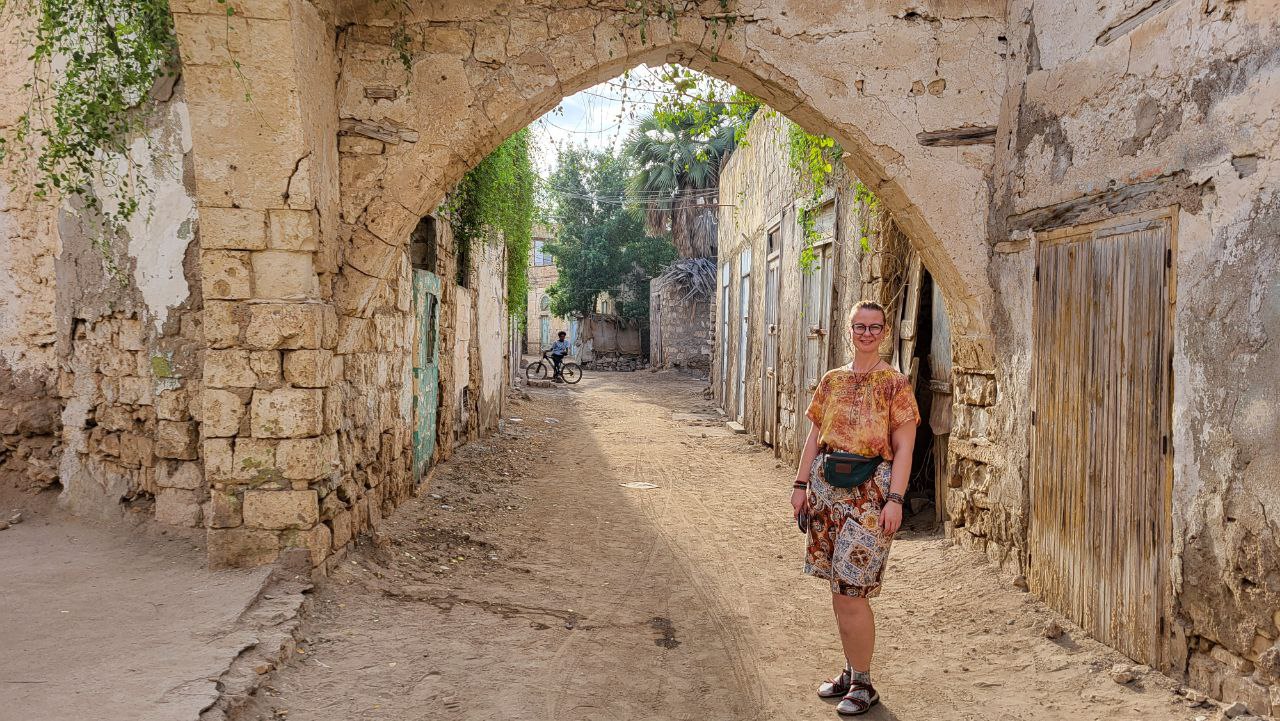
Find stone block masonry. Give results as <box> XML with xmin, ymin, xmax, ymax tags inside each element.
<box><xmin>0</xmin><ymin>1</ymin><xmax>1271</xmax><ymax>713</ymax></box>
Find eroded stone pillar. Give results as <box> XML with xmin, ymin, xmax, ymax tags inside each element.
<box><xmin>175</xmin><ymin>0</ymin><xmax>342</xmax><ymax>568</ymax></box>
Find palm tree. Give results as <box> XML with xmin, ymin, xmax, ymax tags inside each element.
<box><xmin>624</xmin><ymin>112</ymin><xmax>739</xmax><ymax>259</ymax></box>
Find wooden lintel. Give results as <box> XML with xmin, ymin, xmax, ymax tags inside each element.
<box><xmin>364</xmin><ymin>86</ymin><xmax>399</xmax><ymax>101</ymax></box>
<box><xmin>916</xmin><ymin>126</ymin><xmax>998</xmax><ymax>147</ymax></box>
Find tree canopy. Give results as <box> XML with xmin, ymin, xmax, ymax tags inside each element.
<box><xmin>622</xmin><ymin>86</ymin><xmax>759</xmax><ymax>259</ymax></box>
<box><xmin>544</xmin><ymin>146</ymin><xmax>676</xmax><ymax>320</ymax></box>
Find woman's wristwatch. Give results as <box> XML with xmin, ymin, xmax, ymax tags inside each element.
<box><xmin>885</xmin><ymin>492</ymin><xmax>906</xmax><ymax>505</ymax></box>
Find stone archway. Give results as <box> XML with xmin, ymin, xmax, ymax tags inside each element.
<box><xmin>173</xmin><ymin>0</ymin><xmax>1010</xmax><ymax>567</ymax></box>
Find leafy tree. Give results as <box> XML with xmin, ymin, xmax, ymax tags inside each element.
<box><xmin>623</xmin><ymin>91</ymin><xmax>758</xmax><ymax>259</ymax></box>
<box><xmin>544</xmin><ymin>146</ymin><xmax>675</xmax><ymax>320</ymax></box>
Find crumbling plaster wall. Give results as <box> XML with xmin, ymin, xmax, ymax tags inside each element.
<box><xmin>475</xmin><ymin>242</ymin><xmax>507</xmax><ymax>433</ymax></box>
<box><xmin>981</xmin><ymin>0</ymin><xmax>1280</xmax><ymax>712</ymax></box>
<box><xmin>54</xmin><ymin>80</ymin><xmax>204</xmax><ymax>523</ymax></box>
<box><xmin>0</xmin><ymin>11</ymin><xmax>61</xmax><ymax>493</ymax></box>
<box><xmin>0</xmin><ymin>8</ymin><xmax>205</xmax><ymax>520</ymax></box>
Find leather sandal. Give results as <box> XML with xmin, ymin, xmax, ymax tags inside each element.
<box><xmin>817</xmin><ymin>667</ymin><xmax>852</xmax><ymax>698</ymax></box>
<box><xmin>835</xmin><ymin>680</ymin><xmax>880</xmax><ymax>716</ymax></box>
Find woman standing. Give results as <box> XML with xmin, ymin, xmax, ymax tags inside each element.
<box><xmin>790</xmin><ymin>300</ymin><xmax>920</xmax><ymax>715</ymax></box>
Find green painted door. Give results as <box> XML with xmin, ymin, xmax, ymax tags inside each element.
<box><xmin>412</xmin><ymin>270</ymin><xmax>442</xmax><ymax>482</ymax></box>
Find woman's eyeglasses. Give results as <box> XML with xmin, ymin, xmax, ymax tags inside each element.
<box><xmin>852</xmin><ymin>324</ymin><xmax>885</xmax><ymax>336</ymax></box>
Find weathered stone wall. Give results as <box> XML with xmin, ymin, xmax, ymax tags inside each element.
<box><xmin>177</xmin><ymin>0</ymin><xmax>353</xmax><ymax>567</ymax></box>
<box><xmin>0</xmin><ymin>11</ymin><xmax>60</xmax><ymax>494</ymax></box>
<box><xmin>716</xmin><ymin>111</ymin><xmax>915</xmax><ymax>462</ymax></box>
<box><xmin>649</xmin><ymin>282</ymin><xmax>712</xmax><ymax>373</ymax></box>
<box><xmin>329</xmin><ymin>0</ymin><xmax>1007</xmax><ymax>353</ymax></box>
<box><xmin>1</xmin><ymin>5</ymin><xmax>204</xmax><ymax>521</ymax></box>
<box><xmin>979</xmin><ymin>0</ymin><xmax>1280</xmax><ymax>712</ymax></box>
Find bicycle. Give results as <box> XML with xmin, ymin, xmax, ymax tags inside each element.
<box><xmin>525</xmin><ymin>350</ymin><xmax>582</xmax><ymax>384</ymax></box>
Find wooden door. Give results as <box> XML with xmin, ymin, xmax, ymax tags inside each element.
<box><xmin>761</xmin><ymin>251</ymin><xmax>781</xmax><ymax>445</ymax></box>
<box><xmin>736</xmin><ymin>249</ymin><xmax>752</xmax><ymax>422</ymax></box>
<box><xmin>1029</xmin><ymin>211</ymin><xmax>1174</xmax><ymax>668</ymax></box>
<box><xmin>719</xmin><ymin>262</ymin><xmax>732</xmax><ymax>407</ymax></box>
<box><xmin>893</xmin><ymin>254</ymin><xmax>924</xmax><ymax>380</ymax></box>
<box><xmin>412</xmin><ymin>270</ymin><xmax>443</xmax><ymax>481</ymax></box>
<box><xmin>800</xmin><ymin>243</ymin><xmax>834</xmax><ymax>439</ymax></box>
<box><xmin>651</xmin><ymin>296</ymin><xmax>664</xmax><ymax>367</ymax></box>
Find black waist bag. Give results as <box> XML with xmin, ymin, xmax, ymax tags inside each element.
<box><xmin>822</xmin><ymin>452</ymin><xmax>882</xmax><ymax>489</ymax></box>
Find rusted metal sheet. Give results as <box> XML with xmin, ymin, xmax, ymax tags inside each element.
<box><xmin>1029</xmin><ymin>211</ymin><xmax>1174</xmax><ymax>668</ymax></box>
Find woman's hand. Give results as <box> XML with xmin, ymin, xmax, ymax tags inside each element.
<box><xmin>791</xmin><ymin>487</ymin><xmax>808</xmax><ymax>518</ymax></box>
<box><xmin>879</xmin><ymin>501</ymin><xmax>903</xmax><ymax>534</ymax></box>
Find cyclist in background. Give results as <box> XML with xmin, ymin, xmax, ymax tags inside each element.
<box><xmin>549</xmin><ymin>331</ymin><xmax>571</xmax><ymax>382</ymax></box>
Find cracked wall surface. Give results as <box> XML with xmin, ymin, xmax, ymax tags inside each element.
<box><xmin>1</xmin><ymin>8</ymin><xmax>205</xmax><ymax>519</ymax></box>
<box><xmin>0</xmin><ymin>1</ymin><xmax>1274</xmax><ymax>713</ymax></box>
<box><xmin>979</xmin><ymin>0</ymin><xmax>1280</xmax><ymax>713</ymax></box>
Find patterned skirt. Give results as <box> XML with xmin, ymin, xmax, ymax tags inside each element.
<box><xmin>803</xmin><ymin>456</ymin><xmax>895</xmax><ymax>598</ymax></box>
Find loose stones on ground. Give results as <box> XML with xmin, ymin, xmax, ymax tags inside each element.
<box><xmin>0</xmin><ymin>509</ymin><xmax>22</xmax><ymax>530</ymax></box>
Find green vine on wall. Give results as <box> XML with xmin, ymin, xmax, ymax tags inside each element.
<box><xmin>785</xmin><ymin>122</ymin><xmax>883</xmax><ymax>272</ymax></box>
<box><xmin>0</xmin><ymin>0</ymin><xmax>182</xmax><ymax>275</ymax></box>
<box><xmin>443</xmin><ymin>128</ymin><xmax>537</xmax><ymax>319</ymax></box>
<box><xmin>852</xmin><ymin>179</ymin><xmax>880</xmax><ymax>250</ymax></box>
<box><xmin>786</xmin><ymin>122</ymin><xmax>836</xmax><ymax>272</ymax></box>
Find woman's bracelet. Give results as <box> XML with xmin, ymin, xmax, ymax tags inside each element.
<box><xmin>793</xmin><ymin>481</ymin><xmax>808</xmax><ymax>490</ymax></box>
<box><xmin>885</xmin><ymin>491</ymin><xmax>906</xmax><ymax>505</ymax></box>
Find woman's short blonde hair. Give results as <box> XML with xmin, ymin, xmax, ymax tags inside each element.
<box><xmin>848</xmin><ymin>300</ymin><xmax>887</xmax><ymax>326</ymax></box>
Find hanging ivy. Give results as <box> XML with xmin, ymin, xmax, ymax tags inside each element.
<box><xmin>443</xmin><ymin>129</ymin><xmax>537</xmax><ymax>319</ymax></box>
<box><xmin>786</xmin><ymin>122</ymin><xmax>837</xmax><ymax>272</ymax></box>
<box><xmin>785</xmin><ymin>122</ymin><xmax>883</xmax><ymax>272</ymax></box>
<box><xmin>0</xmin><ymin>0</ymin><xmax>183</xmax><ymax>272</ymax></box>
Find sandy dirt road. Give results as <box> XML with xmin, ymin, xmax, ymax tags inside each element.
<box><xmin>237</xmin><ymin>371</ymin><xmax>1205</xmax><ymax>721</ymax></box>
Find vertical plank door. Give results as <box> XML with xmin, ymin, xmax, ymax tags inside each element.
<box><xmin>800</xmin><ymin>244</ymin><xmax>834</xmax><ymax>441</ymax></box>
<box><xmin>1030</xmin><ymin>212</ymin><xmax>1173</xmax><ymax>668</ymax></box>
<box><xmin>762</xmin><ymin>252</ymin><xmax>781</xmax><ymax>446</ymax></box>
<box><xmin>412</xmin><ymin>270</ymin><xmax>443</xmax><ymax>482</ymax></box>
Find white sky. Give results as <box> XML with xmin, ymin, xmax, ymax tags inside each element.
<box><xmin>527</xmin><ymin>65</ymin><xmax>668</xmax><ymax>178</ymax></box>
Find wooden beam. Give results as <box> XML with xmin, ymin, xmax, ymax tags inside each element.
<box><xmin>916</xmin><ymin>126</ymin><xmax>997</xmax><ymax>146</ymax></box>
<box><xmin>1096</xmin><ymin>0</ymin><xmax>1177</xmax><ymax>46</ymax></box>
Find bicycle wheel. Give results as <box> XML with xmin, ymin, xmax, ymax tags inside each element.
<box><xmin>525</xmin><ymin>362</ymin><xmax>548</xmax><ymax>381</ymax></box>
<box><xmin>560</xmin><ymin>363</ymin><xmax>582</xmax><ymax>384</ymax></box>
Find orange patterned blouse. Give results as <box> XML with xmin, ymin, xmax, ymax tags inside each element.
<box><xmin>805</xmin><ymin>367</ymin><xmax>921</xmax><ymax>460</ymax></box>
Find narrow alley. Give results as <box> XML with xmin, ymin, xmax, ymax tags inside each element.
<box><xmin>236</xmin><ymin>372</ymin><xmax>1201</xmax><ymax>721</ymax></box>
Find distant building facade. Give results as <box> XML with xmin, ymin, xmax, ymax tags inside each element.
<box><xmin>524</xmin><ymin>227</ymin><xmax>574</xmax><ymax>354</ymax></box>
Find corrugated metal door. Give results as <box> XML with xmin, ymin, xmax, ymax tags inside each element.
<box><xmin>1030</xmin><ymin>212</ymin><xmax>1173</xmax><ymax>668</ymax></box>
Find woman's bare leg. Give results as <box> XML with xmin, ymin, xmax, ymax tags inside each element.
<box><xmin>831</xmin><ymin>594</ymin><xmax>874</xmax><ymax>672</ymax></box>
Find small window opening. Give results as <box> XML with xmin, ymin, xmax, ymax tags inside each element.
<box><xmin>410</xmin><ymin>215</ymin><xmax>438</xmax><ymax>273</ymax></box>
